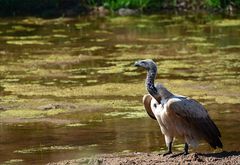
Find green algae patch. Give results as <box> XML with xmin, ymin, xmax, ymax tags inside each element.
<box><xmin>68</xmin><ymin>75</ymin><xmax>87</xmax><ymax>79</ymax></box>
<box><xmin>0</xmin><ymin>109</ymin><xmax>67</xmax><ymax>119</ymax></box>
<box><xmin>40</xmin><ymin>54</ymin><xmax>75</xmax><ymax>63</ymax></box>
<box><xmin>187</xmin><ymin>42</ymin><xmax>215</xmax><ymax>47</ymax></box>
<box><xmin>109</xmin><ymin>17</ymin><xmax>135</xmax><ymax>24</ymax></box>
<box><xmin>75</xmin><ymin>22</ymin><xmax>91</xmax><ymax>29</ymax></box>
<box><xmin>97</xmin><ymin>60</ymin><xmax>138</xmax><ymax>74</ymax></box>
<box><xmin>70</xmin><ymin>98</ymin><xmax>142</xmax><ymax>112</ymax></box>
<box><xmin>87</xmin><ymin>79</ymin><xmax>98</xmax><ymax>83</ymax></box>
<box><xmin>14</xmin><ymin>145</ymin><xmax>82</xmax><ymax>154</ymax></box>
<box><xmin>27</xmin><ymin>68</ymin><xmax>68</xmax><ymax>79</ymax></box>
<box><xmin>81</xmin><ymin>46</ymin><xmax>105</xmax><ymax>52</ymax></box>
<box><xmin>97</xmin><ymin>66</ymin><xmax>124</xmax><ymax>74</ymax></box>
<box><xmin>108</xmin><ymin>48</ymin><xmax>163</xmax><ymax>60</ymax></box>
<box><xmin>115</xmin><ymin>44</ymin><xmax>143</xmax><ymax>49</ymax></box>
<box><xmin>159</xmin><ymin>60</ymin><xmax>194</xmax><ymax>70</ymax></box>
<box><xmin>53</xmin><ymin>29</ymin><xmax>66</xmax><ymax>33</ymax></box>
<box><xmin>24</xmin><ymin>36</ymin><xmax>48</xmax><ymax>40</ymax></box>
<box><xmin>104</xmin><ymin>111</ymin><xmax>147</xmax><ymax>119</ymax></box>
<box><xmin>90</xmin><ymin>38</ymin><xmax>108</xmax><ymax>42</ymax></box>
<box><xmin>3</xmin><ymin>82</ymin><xmax>145</xmax><ymax>98</ymax></box>
<box><xmin>21</xmin><ymin>17</ymin><xmax>74</xmax><ymax>25</ymax></box>
<box><xmin>19</xmin><ymin>54</ymin><xmax>103</xmax><ymax>76</ymax></box>
<box><xmin>94</xmin><ymin>30</ymin><xmax>113</xmax><ymax>34</ymax></box>
<box><xmin>219</xmin><ymin>45</ymin><xmax>240</xmax><ymax>50</ymax></box>
<box><xmin>66</xmin><ymin>123</ymin><xmax>87</xmax><ymax>127</ymax></box>
<box><xmin>11</xmin><ymin>25</ymin><xmax>35</xmax><ymax>32</ymax></box>
<box><xmin>3</xmin><ymin>159</ymin><xmax>24</xmax><ymax>164</ymax></box>
<box><xmin>136</xmin><ymin>24</ymin><xmax>147</xmax><ymax>28</ymax></box>
<box><xmin>165</xmin><ymin>79</ymin><xmax>240</xmax><ymax>105</ymax></box>
<box><xmin>215</xmin><ymin>96</ymin><xmax>240</xmax><ymax>104</ymax></box>
<box><xmin>46</xmin><ymin>54</ymin><xmax>103</xmax><ymax>63</ymax></box>
<box><xmin>212</xmin><ymin>19</ymin><xmax>240</xmax><ymax>27</ymax></box>
<box><xmin>53</xmin><ymin>34</ymin><xmax>68</xmax><ymax>38</ymax></box>
<box><xmin>186</xmin><ymin>37</ymin><xmax>207</xmax><ymax>42</ymax></box>
<box><xmin>6</xmin><ymin>40</ymin><xmax>52</xmax><ymax>45</ymax></box>
<box><xmin>219</xmin><ymin>110</ymin><xmax>232</xmax><ymax>114</ymax></box>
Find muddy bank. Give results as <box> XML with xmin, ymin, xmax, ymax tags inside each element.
<box><xmin>47</xmin><ymin>151</ymin><xmax>240</xmax><ymax>165</ymax></box>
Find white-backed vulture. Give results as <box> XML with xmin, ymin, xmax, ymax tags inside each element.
<box><xmin>134</xmin><ymin>59</ymin><xmax>222</xmax><ymax>156</ymax></box>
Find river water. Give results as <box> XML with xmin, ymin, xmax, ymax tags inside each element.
<box><xmin>0</xmin><ymin>14</ymin><xmax>239</xmax><ymax>164</ymax></box>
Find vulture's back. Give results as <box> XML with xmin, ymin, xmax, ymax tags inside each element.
<box><xmin>166</xmin><ymin>96</ymin><xmax>222</xmax><ymax>148</ymax></box>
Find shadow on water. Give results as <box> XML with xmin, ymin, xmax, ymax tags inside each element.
<box><xmin>0</xmin><ymin>14</ymin><xmax>240</xmax><ymax>164</ymax></box>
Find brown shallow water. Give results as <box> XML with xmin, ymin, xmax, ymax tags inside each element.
<box><xmin>0</xmin><ymin>14</ymin><xmax>240</xmax><ymax>164</ymax></box>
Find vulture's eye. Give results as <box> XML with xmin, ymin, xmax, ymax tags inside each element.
<box><xmin>153</xmin><ymin>104</ymin><xmax>157</xmax><ymax>108</ymax></box>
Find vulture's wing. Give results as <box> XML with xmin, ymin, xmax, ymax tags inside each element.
<box><xmin>143</xmin><ymin>94</ymin><xmax>157</xmax><ymax>120</ymax></box>
<box><xmin>168</xmin><ymin>97</ymin><xmax>222</xmax><ymax>149</ymax></box>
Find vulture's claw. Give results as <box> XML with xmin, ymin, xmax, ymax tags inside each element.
<box><xmin>162</xmin><ymin>151</ymin><xmax>172</xmax><ymax>156</ymax></box>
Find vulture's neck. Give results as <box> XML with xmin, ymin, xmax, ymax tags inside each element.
<box><xmin>146</xmin><ymin>68</ymin><xmax>161</xmax><ymax>103</ymax></box>
<box><xmin>146</xmin><ymin>67</ymin><xmax>173</xmax><ymax>103</ymax></box>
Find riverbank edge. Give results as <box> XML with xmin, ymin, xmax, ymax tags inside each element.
<box><xmin>46</xmin><ymin>151</ymin><xmax>240</xmax><ymax>165</ymax></box>
<box><xmin>0</xmin><ymin>2</ymin><xmax>239</xmax><ymax>18</ymax></box>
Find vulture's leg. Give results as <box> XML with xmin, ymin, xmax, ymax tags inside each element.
<box><xmin>163</xmin><ymin>141</ymin><xmax>172</xmax><ymax>156</ymax></box>
<box><xmin>183</xmin><ymin>143</ymin><xmax>189</xmax><ymax>155</ymax></box>
<box><xmin>162</xmin><ymin>135</ymin><xmax>173</xmax><ymax>156</ymax></box>
<box><xmin>170</xmin><ymin>143</ymin><xmax>189</xmax><ymax>158</ymax></box>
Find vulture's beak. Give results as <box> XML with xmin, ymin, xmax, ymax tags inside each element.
<box><xmin>134</xmin><ymin>61</ymin><xmax>141</xmax><ymax>67</ymax></box>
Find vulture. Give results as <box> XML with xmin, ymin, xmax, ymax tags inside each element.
<box><xmin>134</xmin><ymin>59</ymin><xmax>222</xmax><ymax>156</ymax></box>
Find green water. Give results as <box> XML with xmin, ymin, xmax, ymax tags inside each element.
<box><xmin>0</xmin><ymin>14</ymin><xmax>240</xmax><ymax>164</ymax></box>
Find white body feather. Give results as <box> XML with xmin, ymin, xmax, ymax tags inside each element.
<box><xmin>150</xmin><ymin>96</ymin><xmax>200</xmax><ymax>147</ymax></box>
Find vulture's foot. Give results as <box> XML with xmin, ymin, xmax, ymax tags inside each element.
<box><xmin>169</xmin><ymin>143</ymin><xmax>189</xmax><ymax>157</ymax></box>
<box><xmin>184</xmin><ymin>151</ymin><xmax>189</xmax><ymax>155</ymax></box>
<box><xmin>161</xmin><ymin>142</ymin><xmax>173</xmax><ymax>156</ymax></box>
<box><xmin>170</xmin><ymin>151</ymin><xmax>189</xmax><ymax>158</ymax></box>
<box><xmin>184</xmin><ymin>143</ymin><xmax>189</xmax><ymax>155</ymax></box>
<box><xmin>162</xmin><ymin>151</ymin><xmax>172</xmax><ymax>156</ymax></box>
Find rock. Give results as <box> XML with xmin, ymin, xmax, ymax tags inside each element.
<box><xmin>91</xmin><ymin>6</ymin><xmax>109</xmax><ymax>16</ymax></box>
<box><xmin>117</xmin><ymin>8</ymin><xmax>139</xmax><ymax>16</ymax></box>
<box><xmin>98</xmin><ymin>6</ymin><xmax>110</xmax><ymax>16</ymax></box>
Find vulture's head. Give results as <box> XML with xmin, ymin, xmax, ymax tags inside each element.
<box><xmin>134</xmin><ymin>59</ymin><xmax>157</xmax><ymax>71</ymax></box>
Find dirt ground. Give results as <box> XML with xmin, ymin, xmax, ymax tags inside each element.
<box><xmin>48</xmin><ymin>151</ymin><xmax>240</xmax><ymax>165</ymax></box>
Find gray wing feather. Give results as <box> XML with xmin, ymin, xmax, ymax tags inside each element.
<box><xmin>168</xmin><ymin>97</ymin><xmax>222</xmax><ymax>148</ymax></box>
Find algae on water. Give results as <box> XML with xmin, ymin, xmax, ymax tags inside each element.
<box><xmin>0</xmin><ymin>109</ymin><xmax>67</xmax><ymax>119</ymax></box>
<box><xmin>14</xmin><ymin>145</ymin><xmax>82</xmax><ymax>154</ymax></box>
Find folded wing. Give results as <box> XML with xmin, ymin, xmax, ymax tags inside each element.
<box><xmin>168</xmin><ymin>97</ymin><xmax>222</xmax><ymax>149</ymax></box>
<box><xmin>143</xmin><ymin>94</ymin><xmax>156</xmax><ymax>120</ymax></box>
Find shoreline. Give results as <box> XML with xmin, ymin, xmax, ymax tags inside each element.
<box><xmin>0</xmin><ymin>2</ymin><xmax>239</xmax><ymax>18</ymax></box>
<box><xmin>47</xmin><ymin>151</ymin><xmax>240</xmax><ymax>165</ymax></box>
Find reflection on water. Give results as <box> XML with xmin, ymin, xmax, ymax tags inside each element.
<box><xmin>0</xmin><ymin>14</ymin><xmax>240</xmax><ymax>164</ymax></box>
